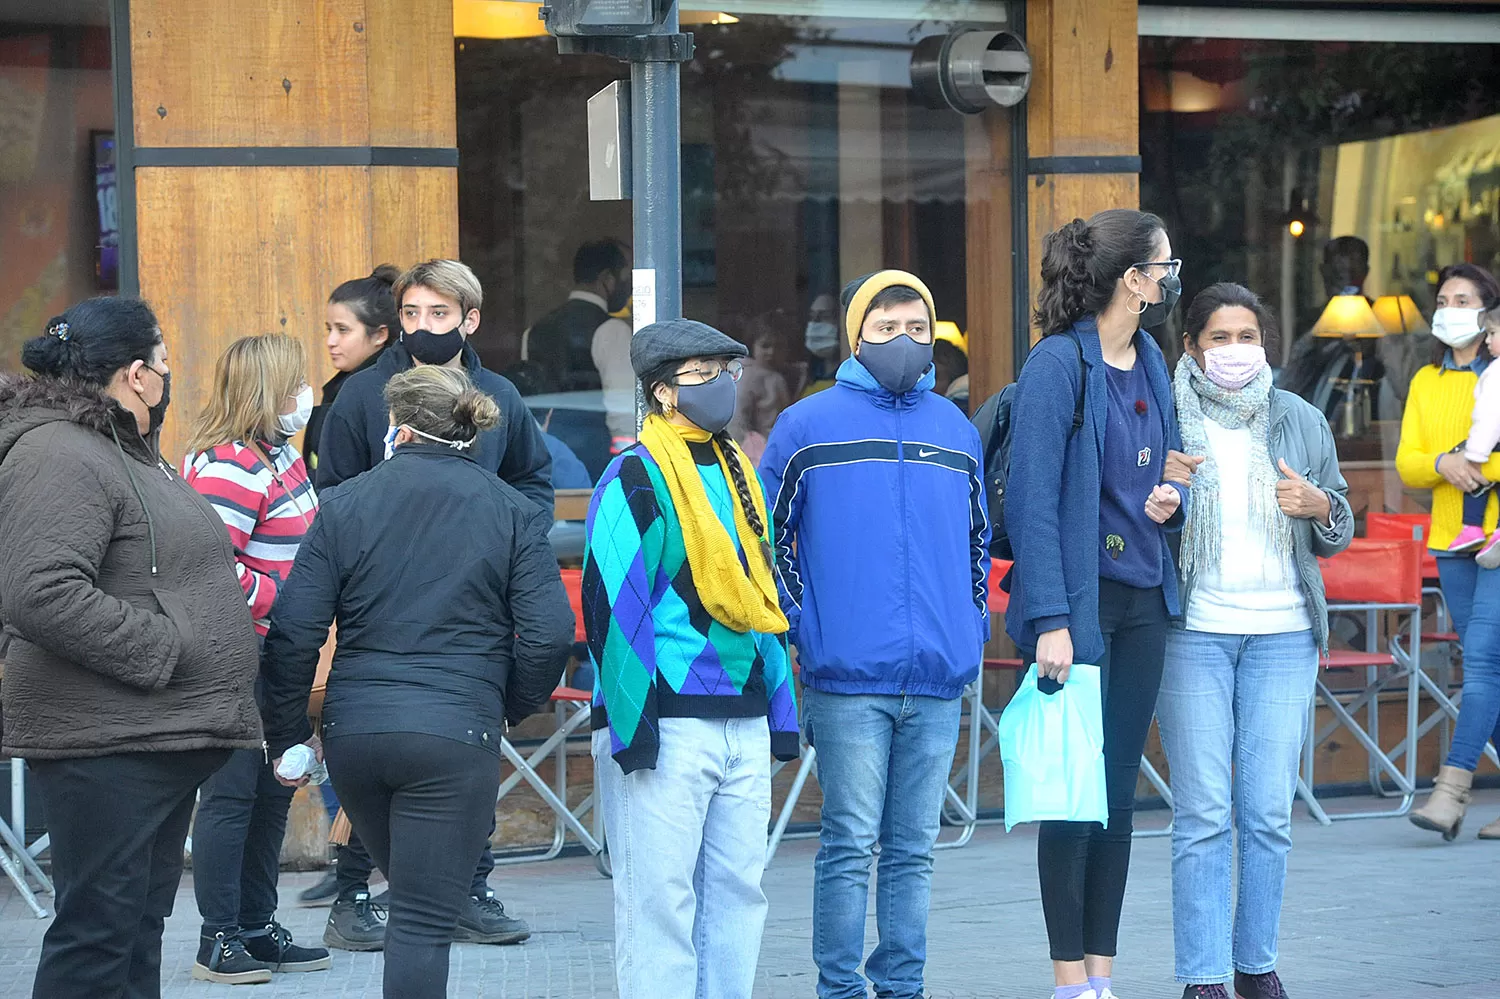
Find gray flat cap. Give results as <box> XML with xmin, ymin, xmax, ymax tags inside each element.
<box><xmin>630</xmin><ymin>318</ymin><xmax>747</xmax><ymax>378</ymax></box>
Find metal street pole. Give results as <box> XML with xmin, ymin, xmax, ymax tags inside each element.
<box><xmin>630</xmin><ymin>3</ymin><xmax>683</xmax><ymax>332</ymax></box>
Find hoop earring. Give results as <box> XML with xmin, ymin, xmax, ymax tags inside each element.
<box><xmin>1127</xmin><ymin>291</ymin><xmax>1148</xmax><ymax>317</ymax></box>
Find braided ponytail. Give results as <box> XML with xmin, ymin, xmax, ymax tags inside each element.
<box><xmin>714</xmin><ymin>430</ymin><xmax>775</xmax><ymax>571</ymax></box>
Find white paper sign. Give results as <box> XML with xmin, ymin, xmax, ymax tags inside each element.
<box><xmin>632</xmin><ymin>269</ymin><xmax>657</xmax><ymax>333</ymax></box>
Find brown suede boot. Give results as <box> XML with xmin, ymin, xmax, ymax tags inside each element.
<box><xmin>1478</xmin><ymin>815</ymin><xmax>1500</xmax><ymax>840</ymax></box>
<box><xmin>1410</xmin><ymin>765</ymin><xmax>1473</xmax><ymax>841</ymax></box>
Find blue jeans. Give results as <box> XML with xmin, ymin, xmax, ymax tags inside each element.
<box><xmin>1436</xmin><ymin>557</ymin><xmax>1500</xmax><ymax>770</ymax></box>
<box><xmin>594</xmin><ymin>717</ymin><xmax>772</xmax><ymax>999</ymax></box>
<box><xmin>807</xmin><ymin>690</ymin><xmax>962</xmax><ymax>999</ymax></box>
<box><xmin>1156</xmin><ymin>629</ymin><xmax>1318</xmax><ymax>984</ymax></box>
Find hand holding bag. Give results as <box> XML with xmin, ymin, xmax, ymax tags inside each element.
<box><xmin>997</xmin><ymin>663</ymin><xmax>1108</xmax><ymax>831</ymax></box>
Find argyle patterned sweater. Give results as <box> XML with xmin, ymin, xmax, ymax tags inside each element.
<box><xmin>583</xmin><ymin>440</ymin><xmax>800</xmax><ymax>775</ymax></box>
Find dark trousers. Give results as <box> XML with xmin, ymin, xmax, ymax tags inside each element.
<box><xmin>190</xmin><ymin>747</ymin><xmax>296</xmax><ymax>935</ymax></box>
<box><xmin>335</xmin><ymin>812</ymin><xmax>496</xmax><ymax>900</ymax></box>
<box><xmin>29</xmin><ymin>749</ymin><xmax>230</xmax><ymax>999</ymax></box>
<box><xmin>1462</xmin><ymin>485</ymin><xmax>1493</xmax><ymax>528</ymax></box>
<box><xmin>1037</xmin><ymin>579</ymin><xmax>1169</xmax><ymax>962</ymax></box>
<box><xmin>324</xmin><ymin>733</ymin><xmax>500</xmax><ymax>999</ymax></box>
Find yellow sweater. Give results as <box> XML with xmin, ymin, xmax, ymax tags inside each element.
<box><xmin>1395</xmin><ymin>364</ymin><xmax>1500</xmax><ymax>549</ymax></box>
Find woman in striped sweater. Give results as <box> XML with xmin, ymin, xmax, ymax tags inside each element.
<box><xmin>180</xmin><ymin>334</ymin><xmax>326</xmax><ymax>984</ymax></box>
<box><xmin>1397</xmin><ymin>263</ymin><xmax>1500</xmax><ymax>841</ymax></box>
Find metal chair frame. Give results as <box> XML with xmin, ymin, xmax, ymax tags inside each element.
<box><xmin>4</xmin><ymin>758</ymin><xmax>53</xmax><ymax>918</ymax></box>
<box><xmin>493</xmin><ymin>691</ymin><xmax>603</xmax><ymax>865</ymax></box>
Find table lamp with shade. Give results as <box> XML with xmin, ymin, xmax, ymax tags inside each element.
<box><xmin>1312</xmin><ymin>294</ymin><xmax>1386</xmax><ymax>438</ymax></box>
<box><xmin>1372</xmin><ymin>294</ymin><xmax>1430</xmax><ymax>336</ymax></box>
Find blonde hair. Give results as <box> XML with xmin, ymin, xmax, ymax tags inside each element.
<box><xmin>186</xmin><ymin>334</ymin><xmax>307</xmax><ymax>454</ymax></box>
<box><xmin>395</xmin><ymin>259</ymin><xmax>484</xmax><ymax>316</ymax></box>
<box><xmin>384</xmin><ymin>365</ymin><xmax>500</xmax><ymax>444</ymax></box>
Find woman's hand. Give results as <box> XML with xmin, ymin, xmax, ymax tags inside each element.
<box><xmin>1437</xmin><ymin>452</ymin><xmax>1491</xmax><ymax>494</ymax></box>
<box><xmin>306</xmin><ymin>734</ymin><xmax>323</xmax><ymax>763</ymax></box>
<box><xmin>1036</xmin><ymin>628</ymin><xmax>1073</xmax><ymax>684</ymax></box>
<box><xmin>1163</xmin><ymin>450</ymin><xmax>1205</xmax><ymax>487</ymax></box>
<box><xmin>1275</xmin><ymin>460</ymin><xmax>1333</xmax><ymax>525</ymax></box>
<box><xmin>271</xmin><ymin>757</ymin><xmax>306</xmax><ymax>789</ymax></box>
<box><xmin>1144</xmin><ymin>483</ymin><xmax>1181</xmax><ymax>524</ymax></box>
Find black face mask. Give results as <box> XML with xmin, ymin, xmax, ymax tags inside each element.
<box><xmin>144</xmin><ymin>368</ymin><xmax>171</xmax><ymax>436</ymax></box>
<box><xmin>605</xmin><ymin>273</ymin><xmax>631</xmax><ymax>314</ymax></box>
<box><xmin>674</xmin><ymin>374</ymin><xmax>738</xmax><ymax>435</ymax></box>
<box><xmin>403</xmin><ymin>324</ymin><xmax>466</xmax><ymax>366</ymax></box>
<box><xmin>858</xmin><ymin>335</ymin><xmax>933</xmax><ymax>395</ymax></box>
<box><xmin>1138</xmin><ymin>273</ymin><xmax>1182</xmax><ymax>329</ymax></box>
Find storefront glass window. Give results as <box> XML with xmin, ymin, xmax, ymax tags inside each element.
<box><xmin>456</xmin><ymin>2</ymin><xmax>1006</xmax><ymax>480</ymax></box>
<box><xmin>1140</xmin><ymin>35</ymin><xmax>1500</xmax><ymax>517</ymax></box>
<box><xmin>0</xmin><ymin>1</ymin><xmax>115</xmax><ymax>369</ymax></box>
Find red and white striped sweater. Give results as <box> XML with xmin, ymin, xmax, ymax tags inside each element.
<box><xmin>182</xmin><ymin>441</ymin><xmax>318</xmax><ymax>636</ymax></box>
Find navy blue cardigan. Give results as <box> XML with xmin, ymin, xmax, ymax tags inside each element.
<box><xmin>1003</xmin><ymin>317</ymin><xmax>1185</xmax><ymax>665</ymax></box>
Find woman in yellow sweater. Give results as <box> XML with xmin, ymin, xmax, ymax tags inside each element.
<box><xmin>1396</xmin><ymin>262</ymin><xmax>1500</xmax><ymax>840</ymax></box>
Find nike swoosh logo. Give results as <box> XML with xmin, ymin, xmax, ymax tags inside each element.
<box><xmin>918</xmin><ymin>449</ymin><xmax>939</xmax><ymax>457</ymax></box>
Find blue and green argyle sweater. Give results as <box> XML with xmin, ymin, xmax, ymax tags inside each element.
<box><xmin>583</xmin><ymin>440</ymin><xmax>800</xmax><ymax>774</ymax></box>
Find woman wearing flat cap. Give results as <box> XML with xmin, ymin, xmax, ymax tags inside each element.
<box><xmin>582</xmin><ymin>318</ymin><xmax>799</xmax><ymax>999</ymax></box>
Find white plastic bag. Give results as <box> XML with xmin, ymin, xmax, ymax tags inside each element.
<box><xmin>275</xmin><ymin>743</ymin><xmax>328</xmax><ymax>785</ymax></box>
<box><xmin>997</xmin><ymin>663</ymin><xmax>1107</xmax><ymax>831</ymax></box>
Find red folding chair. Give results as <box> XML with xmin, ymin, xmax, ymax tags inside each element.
<box><xmin>495</xmin><ymin>568</ymin><xmax>603</xmax><ymax>864</ymax></box>
<box><xmin>1303</xmin><ymin>538</ymin><xmax>1424</xmax><ymax>821</ymax></box>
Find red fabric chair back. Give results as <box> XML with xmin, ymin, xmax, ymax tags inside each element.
<box><xmin>1365</xmin><ymin>512</ymin><xmax>1439</xmax><ymax>582</ymax></box>
<box><xmin>560</xmin><ymin>568</ymin><xmax>587</xmax><ymax>642</ymax></box>
<box><xmin>988</xmin><ymin>559</ymin><xmax>1012</xmax><ymax>615</ymax></box>
<box><xmin>1319</xmin><ymin>537</ymin><xmax>1424</xmax><ymax>607</ymax></box>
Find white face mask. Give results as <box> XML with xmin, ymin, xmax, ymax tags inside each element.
<box><xmin>277</xmin><ymin>386</ymin><xmax>315</xmax><ymax>436</ymax></box>
<box><xmin>1432</xmin><ymin>307</ymin><xmax>1485</xmax><ymax>349</ymax></box>
<box><xmin>805</xmin><ymin>321</ymin><xmax>839</xmax><ymax>357</ymax></box>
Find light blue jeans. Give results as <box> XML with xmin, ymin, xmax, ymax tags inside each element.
<box><xmin>807</xmin><ymin>690</ymin><xmax>962</xmax><ymax>999</ymax></box>
<box><xmin>593</xmin><ymin>716</ymin><xmax>772</xmax><ymax>999</ymax></box>
<box><xmin>1435</xmin><ymin>556</ymin><xmax>1500</xmax><ymax>770</ymax></box>
<box><xmin>1155</xmin><ymin>629</ymin><xmax>1318</xmax><ymax>985</ymax></box>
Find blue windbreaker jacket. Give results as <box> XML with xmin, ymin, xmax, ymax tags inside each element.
<box><xmin>759</xmin><ymin>358</ymin><xmax>990</xmax><ymax>700</ymax></box>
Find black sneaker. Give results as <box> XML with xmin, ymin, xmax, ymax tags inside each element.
<box><xmin>297</xmin><ymin>869</ymin><xmax>340</xmax><ymax>907</ymax></box>
<box><xmin>191</xmin><ymin>931</ymin><xmax>273</xmax><ymax>985</ymax></box>
<box><xmin>1184</xmin><ymin>987</ymin><xmax>1231</xmax><ymax>999</ymax></box>
<box><xmin>1234</xmin><ymin>971</ymin><xmax>1288</xmax><ymax>999</ymax></box>
<box><xmin>323</xmin><ymin>890</ymin><xmax>387</xmax><ymax>952</ymax></box>
<box><xmin>242</xmin><ymin>920</ymin><xmax>332</xmax><ymax>973</ymax></box>
<box><xmin>453</xmin><ymin>889</ymin><xmax>530</xmax><ymax>945</ymax></box>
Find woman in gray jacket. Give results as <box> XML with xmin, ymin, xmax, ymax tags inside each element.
<box><xmin>1157</xmin><ymin>283</ymin><xmax>1353</xmax><ymax>999</ymax></box>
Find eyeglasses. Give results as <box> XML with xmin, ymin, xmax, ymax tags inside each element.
<box><xmin>674</xmin><ymin>358</ymin><xmax>744</xmax><ymax>386</ymax></box>
<box><xmin>1133</xmin><ymin>259</ymin><xmax>1183</xmax><ymax>281</ymax></box>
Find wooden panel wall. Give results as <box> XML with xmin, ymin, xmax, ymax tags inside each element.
<box><xmin>1025</xmin><ymin>0</ymin><xmax>1140</xmax><ymax>344</ymax></box>
<box><xmin>964</xmin><ymin>110</ymin><xmax>1016</xmax><ymax>404</ymax></box>
<box><xmin>127</xmin><ymin>0</ymin><xmax>458</xmax><ymax>461</ymax></box>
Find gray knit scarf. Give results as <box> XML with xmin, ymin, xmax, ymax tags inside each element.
<box><xmin>1173</xmin><ymin>354</ymin><xmax>1294</xmax><ymax>582</ymax></box>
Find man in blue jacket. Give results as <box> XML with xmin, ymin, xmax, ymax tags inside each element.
<box><xmin>760</xmin><ymin>270</ymin><xmax>989</xmax><ymax>999</ymax></box>
<box><xmin>312</xmin><ymin>259</ymin><xmax>548</xmax><ymax>949</ymax></box>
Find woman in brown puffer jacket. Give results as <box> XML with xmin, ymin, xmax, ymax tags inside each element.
<box><xmin>0</xmin><ymin>296</ymin><xmax>263</xmax><ymax>999</ymax></box>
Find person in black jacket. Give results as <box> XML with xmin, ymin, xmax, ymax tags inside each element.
<box><xmin>315</xmin><ymin>258</ymin><xmax>554</xmax><ymax>518</ymax></box>
<box><xmin>261</xmin><ymin>364</ymin><xmax>574</xmax><ymax>999</ymax></box>
<box><xmin>305</xmin><ymin>265</ymin><xmax>397</xmax><ymax>474</ymax></box>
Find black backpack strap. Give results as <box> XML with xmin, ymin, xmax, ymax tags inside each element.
<box><xmin>1068</xmin><ymin>332</ymin><xmax>1086</xmax><ymax>433</ymax></box>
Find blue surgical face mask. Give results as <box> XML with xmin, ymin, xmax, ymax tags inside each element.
<box><xmin>383</xmin><ymin>424</ymin><xmax>400</xmax><ymax>460</ymax></box>
<box><xmin>858</xmin><ymin>334</ymin><xmax>933</xmax><ymax>395</ymax></box>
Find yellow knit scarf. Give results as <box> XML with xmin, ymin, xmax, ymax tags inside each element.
<box><xmin>637</xmin><ymin>413</ymin><xmax>789</xmax><ymax>636</ymax></box>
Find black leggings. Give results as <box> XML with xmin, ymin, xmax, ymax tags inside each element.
<box><xmin>1036</xmin><ymin>579</ymin><xmax>1168</xmax><ymax>962</ymax></box>
<box><xmin>324</xmin><ymin>733</ymin><xmax>500</xmax><ymax>999</ymax></box>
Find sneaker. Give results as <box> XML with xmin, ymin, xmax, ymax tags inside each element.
<box><xmin>453</xmin><ymin>889</ymin><xmax>531</xmax><ymax>945</ymax></box>
<box><xmin>1479</xmin><ymin>533</ymin><xmax>1500</xmax><ymax>570</ymax></box>
<box><xmin>323</xmin><ymin>891</ymin><xmax>387</xmax><ymax>952</ymax></box>
<box><xmin>191</xmin><ymin>931</ymin><xmax>273</xmax><ymax>985</ymax></box>
<box><xmin>1183</xmin><ymin>987</ymin><xmax>1231</xmax><ymax>999</ymax></box>
<box><xmin>297</xmin><ymin>869</ymin><xmax>340</xmax><ymax>907</ymax></box>
<box><xmin>1449</xmin><ymin>525</ymin><xmax>1487</xmax><ymax>553</ymax></box>
<box><xmin>1234</xmin><ymin>971</ymin><xmax>1289</xmax><ymax>999</ymax></box>
<box><xmin>1098</xmin><ymin>990</ymin><xmax>1119</xmax><ymax>999</ymax></box>
<box><xmin>242</xmin><ymin>920</ymin><xmax>332</xmax><ymax>973</ymax></box>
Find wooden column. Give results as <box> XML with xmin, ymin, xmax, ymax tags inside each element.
<box><xmin>1025</xmin><ymin>0</ymin><xmax>1140</xmax><ymax>344</ymax></box>
<box><xmin>964</xmin><ymin>110</ymin><xmax>1017</xmax><ymax>406</ymax></box>
<box><xmin>127</xmin><ymin>0</ymin><xmax>459</xmax><ymax>459</ymax></box>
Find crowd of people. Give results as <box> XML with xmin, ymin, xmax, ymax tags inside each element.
<box><xmin>0</xmin><ymin>214</ymin><xmax>1495</xmax><ymax>999</ymax></box>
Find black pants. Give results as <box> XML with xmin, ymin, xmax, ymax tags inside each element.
<box><xmin>190</xmin><ymin>747</ymin><xmax>296</xmax><ymax>935</ymax></box>
<box><xmin>1462</xmin><ymin>484</ymin><xmax>1493</xmax><ymax>528</ymax></box>
<box><xmin>29</xmin><ymin>749</ymin><xmax>230</xmax><ymax>999</ymax></box>
<box><xmin>335</xmin><ymin>809</ymin><xmax>496</xmax><ymax>900</ymax></box>
<box><xmin>324</xmin><ymin>733</ymin><xmax>500</xmax><ymax>999</ymax></box>
<box><xmin>1036</xmin><ymin>579</ymin><xmax>1169</xmax><ymax>962</ymax></box>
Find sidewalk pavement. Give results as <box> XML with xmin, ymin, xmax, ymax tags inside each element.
<box><xmin>3</xmin><ymin>793</ymin><xmax>1499</xmax><ymax>998</ymax></box>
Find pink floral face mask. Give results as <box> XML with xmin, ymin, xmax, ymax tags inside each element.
<box><xmin>1202</xmin><ymin>343</ymin><xmax>1267</xmax><ymax>391</ymax></box>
